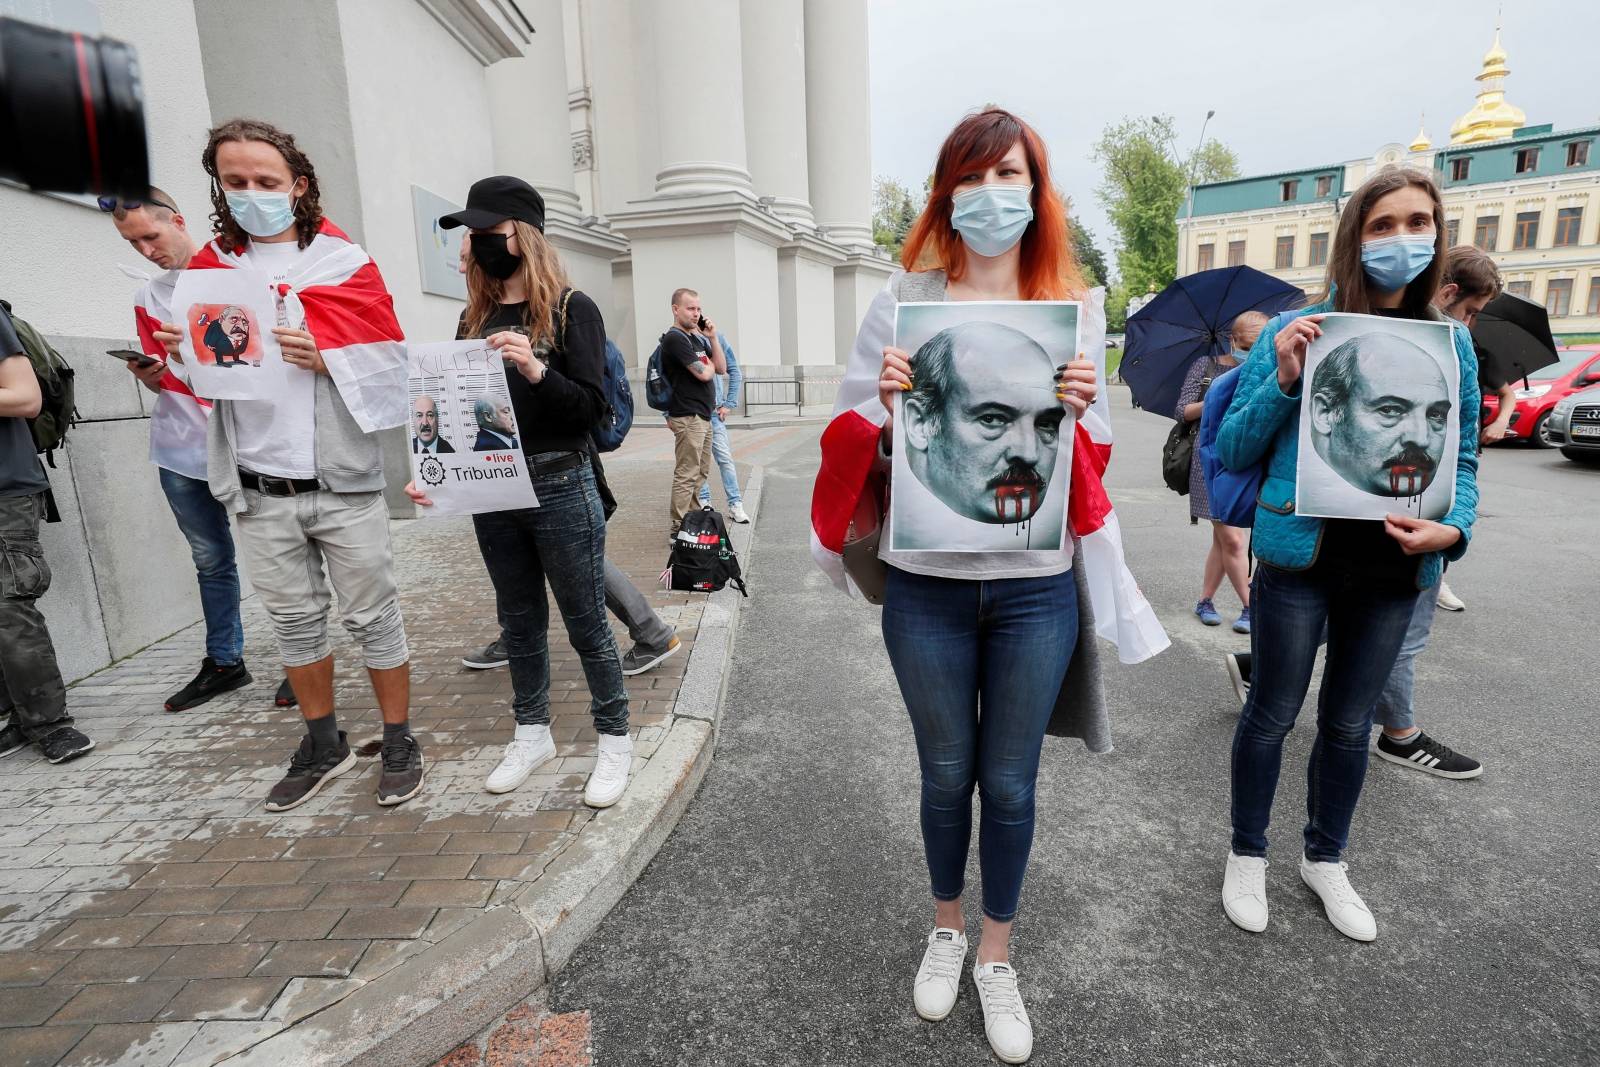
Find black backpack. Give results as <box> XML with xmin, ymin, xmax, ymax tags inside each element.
<box><xmin>1</xmin><ymin>301</ymin><xmax>76</xmax><ymax>464</ymax></box>
<box><xmin>1162</xmin><ymin>359</ymin><xmax>1218</xmax><ymax>496</ymax></box>
<box><xmin>645</xmin><ymin>337</ymin><xmax>674</xmax><ymax>412</ymax></box>
<box><xmin>662</xmin><ymin>506</ymin><xmax>748</xmax><ymax>596</ymax></box>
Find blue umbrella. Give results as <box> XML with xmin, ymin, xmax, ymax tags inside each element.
<box><xmin>1121</xmin><ymin>266</ymin><xmax>1306</xmax><ymax>419</ymax></box>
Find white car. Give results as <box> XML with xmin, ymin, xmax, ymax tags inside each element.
<box><xmin>1547</xmin><ymin>383</ymin><xmax>1600</xmax><ymax>464</ymax></box>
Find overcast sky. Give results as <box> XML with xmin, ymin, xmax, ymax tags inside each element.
<box><xmin>867</xmin><ymin>0</ymin><xmax>1600</xmax><ymax>264</ymax></box>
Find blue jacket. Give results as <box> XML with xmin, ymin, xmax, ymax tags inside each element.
<box><xmin>713</xmin><ymin>336</ymin><xmax>742</xmax><ymax>413</ymax></box>
<box><xmin>1216</xmin><ymin>297</ymin><xmax>1480</xmax><ymax>590</ymax></box>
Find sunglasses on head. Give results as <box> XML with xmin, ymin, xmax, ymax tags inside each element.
<box><xmin>97</xmin><ymin>195</ymin><xmax>178</xmax><ymax>215</ymax></box>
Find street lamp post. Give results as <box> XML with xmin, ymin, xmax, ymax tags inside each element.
<box><xmin>1179</xmin><ymin>109</ymin><xmax>1215</xmax><ymax>278</ymax></box>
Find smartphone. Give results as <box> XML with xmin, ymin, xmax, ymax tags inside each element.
<box><xmin>697</xmin><ymin>315</ymin><xmax>708</xmax><ymax>331</ymax></box>
<box><xmin>106</xmin><ymin>348</ymin><xmax>162</xmax><ymax>369</ymax></box>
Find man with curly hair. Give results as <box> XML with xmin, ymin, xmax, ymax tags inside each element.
<box><xmin>151</xmin><ymin>120</ymin><xmax>420</xmax><ymax>811</ymax></box>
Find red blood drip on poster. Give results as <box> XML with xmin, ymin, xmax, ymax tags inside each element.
<box><xmin>993</xmin><ymin>484</ymin><xmax>1037</xmax><ymax>525</ymax></box>
<box><xmin>1389</xmin><ymin>464</ymin><xmax>1419</xmax><ymax>497</ymax></box>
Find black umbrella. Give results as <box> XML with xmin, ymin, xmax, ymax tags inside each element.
<box><xmin>1121</xmin><ymin>266</ymin><xmax>1306</xmax><ymax>418</ymax></box>
<box><xmin>1470</xmin><ymin>292</ymin><xmax>1560</xmax><ymax>389</ymax></box>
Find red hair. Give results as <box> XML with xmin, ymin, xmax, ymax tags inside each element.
<box><xmin>900</xmin><ymin>108</ymin><xmax>1085</xmax><ymax>300</ymax></box>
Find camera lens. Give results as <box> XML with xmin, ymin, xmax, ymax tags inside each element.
<box><xmin>0</xmin><ymin>16</ymin><xmax>149</xmax><ymax>197</ymax></box>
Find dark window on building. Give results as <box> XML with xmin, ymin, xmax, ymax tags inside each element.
<box><xmin>1513</xmin><ymin>211</ymin><xmax>1541</xmax><ymax>250</ymax></box>
<box><xmin>1445</xmin><ymin>219</ymin><xmax>1460</xmax><ymax>246</ymax></box>
<box><xmin>1450</xmin><ymin>157</ymin><xmax>1471</xmax><ymax>181</ymax></box>
<box><xmin>1555</xmin><ymin>207</ymin><xmax>1583</xmax><ymax>246</ymax></box>
<box><xmin>1507</xmin><ymin>279</ymin><xmax>1532</xmax><ymax>299</ymax></box>
<box><xmin>1515</xmin><ymin>147</ymin><xmax>1540</xmax><ymax>174</ymax></box>
<box><xmin>1227</xmin><ymin>240</ymin><xmax>1246</xmax><ymax>266</ymax></box>
<box><xmin>1588</xmin><ymin>278</ymin><xmax>1600</xmax><ymax>316</ymax></box>
<box><xmin>1308</xmin><ymin>231</ymin><xmax>1329</xmax><ymax>266</ymax></box>
<box><xmin>1567</xmin><ymin>141</ymin><xmax>1591</xmax><ymax>167</ymax></box>
<box><xmin>1546</xmin><ymin>278</ymin><xmax>1572</xmax><ymax>318</ymax></box>
<box><xmin>1280</xmin><ymin>179</ymin><xmax>1299</xmax><ymax>202</ymax></box>
<box><xmin>1196</xmin><ymin>243</ymin><xmax>1214</xmax><ymax>271</ymax></box>
<box><xmin>1275</xmin><ymin>235</ymin><xmax>1295</xmax><ymax>269</ymax></box>
<box><xmin>1315</xmin><ymin>175</ymin><xmax>1332</xmax><ymax>197</ymax></box>
<box><xmin>1474</xmin><ymin>215</ymin><xmax>1500</xmax><ymax>250</ymax></box>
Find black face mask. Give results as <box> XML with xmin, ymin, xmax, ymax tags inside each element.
<box><xmin>471</xmin><ymin>232</ymin><xmax>522</xmax><ymax>280</ymax></box>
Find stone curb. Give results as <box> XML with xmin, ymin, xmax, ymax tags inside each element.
<box><xmin>217</xmin><ymin>468</ymin><xmax>767</xmax><ymax>1067</ymax></box>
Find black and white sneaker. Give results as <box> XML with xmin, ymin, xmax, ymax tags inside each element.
<box><xmin>39</xmin><ymin>726</ymin><xmax>95</xmax><ymax>764</ymax></box>
<box><xmin>0</xmin><ymin>721</ymin><xmax>28</xmax><ymax>759</ymax></box>
<box><xmin>462</xmin><ymin>637</ymin><xmax>509</xmax><ymax>670</ymax></box>
<box><xmin>265</xmin><ymin>732</ymin><xmax>356</xmax><ymax>811</ymax></box>
<box><xmin>1376</xmin><ymin>731</ymin><xmax>1483</xmax><ymax>780</ymax></box>
<box><xmin>1225</xmin><ymin>651</ymin><xmax>1251</xmax><ymax>707</ymax></box>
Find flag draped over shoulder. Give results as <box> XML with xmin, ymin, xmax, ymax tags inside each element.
<box><xmin>187</xmin><ymin>219</ymin><xmax>408</xmax><ymax>432</ymax></box>
<box><xmin>810</xmin><ymin>278</ymin><xmax>1169</xmax><ymax>666</ymax></box>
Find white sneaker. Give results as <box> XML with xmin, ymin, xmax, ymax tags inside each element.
<box><xmin>1436</xmin><ymin>581</ymin><xmax>1465</xmax><ymax>612</ymax></box>
<box><xmin>912</xmin><ymin>927</ymin><xmax>967</xmax><ymax>1021</ymax></box>
<box><xmin>1222</xmin><ymin>852</ymin><xmax>1269</xmax><ymax>933</ymax></box>
<box><xmin>1299</xmin><ymin>857</ymin><xmax>1377</xmax><ymax>942</ymax></box>
<box><xmin>972</xmin><ymin>961</ymin><xmax>1032</xmax><ymax>1064</ymax></box>
<box><xmin>583</xmin><ymin>732</ymin><xmax>633</xmax><ymax>808</ymax></box>
<box><xmin>484</xmin><ymin>725</ymin><xmax>555</xmax><ymax>794</ymax></box>
<box><xmin>728</xmin><ymin>502</ymin><xmax>751</xmax><ymax>524</ymax></box>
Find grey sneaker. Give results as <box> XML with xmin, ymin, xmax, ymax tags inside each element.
<box><xmin>462</xmin><ymin>637</ymin><xmax>509</xmax><ymax>670</ymax></box>
<box><xmin>377</xmin><ymin>733</ymin><xmax>425</xmax><ymax>806</ymax></box>
<box><xmin>265</xmin><ymin>732</ymin><xmax>355</xmax><ymax>812</ymax></box>
<box><xmin>620</xmin><ymin>636</ymin><xmax>680</xmax><ymax>676</ymax></box>
<box><xmin>0</xmin><ymin>721</ymin><xmax>29</xmax><ymax>759</ymax></box>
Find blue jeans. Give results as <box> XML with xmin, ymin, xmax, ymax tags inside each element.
<box><xmin>1231</xmin><ymin>562</ymin><xmax>1421</xmax><ymax>862</ymax></box>
<box><xmin>1372</xmin><ymin>581</ymin><xmax>1439</xmax><ymax>732</ymax></box>
<box><xmin>158</xmin><ymin>467</ymin><xmax>244</xmax><ymax>665</ymax></box>
<box><xmin>697</xmin><ymin>414</ymin><xmax>740</xmax><ymax>507</ymax></box>
<box><xmin>881</xmin><ymin>566</ymin><xmax>1078</xmax><ymax>922</ymax></box>
<box><xmin>472</xmin><ymin>463</ymin><xmax>629</xmax><ymax>735</ymax></box>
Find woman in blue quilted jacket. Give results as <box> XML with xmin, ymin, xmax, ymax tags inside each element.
<box><xmin>1214</xmin><ymin>166</ymin><xmax>1480</xmax><ymax>943</ymax></box>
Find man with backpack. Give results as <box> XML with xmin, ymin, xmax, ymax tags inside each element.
<box><xmin>0</xmin><ymin>300</ymin><xmax>95</xmax><ymax>764</ymax></box>
<box><xmin>657</xmin><ymin>288</ymin><xmax>726</xmax><ymax>539</ymax></box>
<box><xmin>107</xmin><ymin>188</ymin><xmax>295</xmax><ymax>713</ymax></box>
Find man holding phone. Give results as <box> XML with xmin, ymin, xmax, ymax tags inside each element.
<box><xmin>107</xmin><ymin>189</ymin><xmax>294</xmax><ymax>712</ymax></box>
<box><xmin>660</xmin><ymin>287</ymin><xmax>726</xmax><ymax>538</ymax></box>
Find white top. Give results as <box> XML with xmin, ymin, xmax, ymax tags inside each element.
<box><xmin>230</xmin><ymin>240</ymin><xmax>317</xmax><ymax>479</ymax></box>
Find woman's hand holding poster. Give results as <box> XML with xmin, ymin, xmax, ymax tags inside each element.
<box><xmin>407</xmin><ymin>340</ymin><xmax>538</xmax><ymax>516</ymax></box>
<box><xmin>171</xmin><ymin>269</ymin><xmax>282</xmax><ymax>401</ymax></box>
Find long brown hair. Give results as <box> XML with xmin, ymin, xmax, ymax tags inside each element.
<box><xmin>463</xmin><ymin>222</ymin><xmax>571</xmax><ymax>347</ymax></box>
<box><xmin>1321</xmin><ymin>166</ymin><xmax>1446</xmax><ymax>316</ymax></box>
<box><xmin>202</xmin><ymin>119</ymin><xmax>324</xmax><ymax>251</ymax></box>
<box><xmin>900</xmin><ymin>108</ymin><xmax>1085</xmax><ymax>300</ymax></box>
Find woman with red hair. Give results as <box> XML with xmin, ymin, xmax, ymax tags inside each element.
<box><xmin>811</xmin><ymin>107</ymin><xmax>1168</xmax><ymax>1063</ymax></box>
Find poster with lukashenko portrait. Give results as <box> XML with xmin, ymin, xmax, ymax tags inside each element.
<box><xmin>890</xmin><ymin>301</ymin><xmax>1080</xmax><ymax>552</ymax></box>
<box><xmin>1295</xmin><ymin>312</ymin><xmax>1459</xmax><ymax>522</ymax></box>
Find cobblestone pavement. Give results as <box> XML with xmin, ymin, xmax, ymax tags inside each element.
<box><xmin>0</xmin><ymin>425</ymin><xmax>809</xmax><ymax>1067</ymax></box>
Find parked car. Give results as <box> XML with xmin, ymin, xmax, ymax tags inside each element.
<box><xmin>1547</xmin><ymin>382</ymin><xmax>1600</xmax><ymax>464</ymax></box>
<box><xmin>1480</xmin><ymin>346</ymin><xmax>1600</xmax><ymax>448</ymax></box>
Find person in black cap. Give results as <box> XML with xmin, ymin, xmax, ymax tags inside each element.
<box><xmin>404</xmin><ymin>176</ymin><xmax>635</xmax><ymax>809</ymax></box>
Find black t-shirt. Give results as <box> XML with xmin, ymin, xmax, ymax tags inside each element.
<box><xmin>461</xmin><ymin>292</ymin><xmax>608</xmax><ymax>459</ymax></box>
<box><xmin>660</xmin><ymin>327</ymin><xmax>714</xmax><ymax>419</ymax></box>
<box><xmin>1314</xmin><ymin>307</ymin><xmax>1425</xmax><ymax>587</ymax></box>
<box><xmin>0</xmin><ymin>306</ymin><xmax>48</xmax><ymax>498</ymax></box>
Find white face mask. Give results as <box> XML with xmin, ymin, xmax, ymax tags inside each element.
<box><xmin>225</xmin><ymin>190</ymin><xmax>297</xmax><ymax>238</ymax></box>
<box><xmin>950</xmin><ymin>184</ymin><xmax>1034</xmax><ymax>257</ymax></box>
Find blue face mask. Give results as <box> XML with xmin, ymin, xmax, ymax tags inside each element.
<box><xmin>950</xmin><ymin>184</ymin><xmax>1034</xmax><ymax>258</ymax></box>
<box><xmin>1360</xmin><ymin>233</ymin><xmax>1436</xmax><ymax>293</ymax></box>
<box><xmin>225</xmin><ymin>190</ymin><xmax>298</xmax><ymax>239</ymax></box>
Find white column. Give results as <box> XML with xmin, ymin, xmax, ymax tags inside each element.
<box><xmin>650</xmin><ymin>0</ymin><xmax>752</xmax><ymax>196</ymax></box>
<box><xmin>803</xmin><ymin>0</ymin><xmax>873</xmax><ymax>249</ymax></box>
<box><xmin>739</xmin><ymin>0</ymin><xmax>813</xmax><ymax>227</ymax></box>
<box><xmin>485</xmin><ymin>0</ymin><xmax>583</xmax><ymax>219</ymax></box>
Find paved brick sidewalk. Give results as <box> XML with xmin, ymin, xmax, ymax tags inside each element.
<box><xmin>0</xmin><ymin>428</ymin><xmax>774</xmax><ymax>1067</ymax></box>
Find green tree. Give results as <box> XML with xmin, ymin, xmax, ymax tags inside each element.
<box><xmin>872</xmin><ymin>175</ymin><xmax>925</xmax><ymax>258</ymax></box>
<box><xmin>1093</xmin><ymin>115</ymin><xmax>1240</xmax><ymax>299</ymax></box>
<box><xmin>1071</xmin><ymin>220</ymin><xmax>1108</xmax><ymax>289</ymax></box>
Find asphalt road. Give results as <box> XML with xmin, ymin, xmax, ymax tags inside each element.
<box><xmin>551</xmin><ymin>392</ymin><xmax>1599</xmax><ymax>1066</ymax></box>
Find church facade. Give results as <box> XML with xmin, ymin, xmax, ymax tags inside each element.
<box><xmin>1175</xmin><ymin>32</ymin><xmax>1600</xmax><ymax>337</ymax></box>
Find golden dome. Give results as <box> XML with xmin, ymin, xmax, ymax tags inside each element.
<box><xmin>1450</xmin><ymin>28</ymin><xmax>1526</xmax><ymax>145</ymax></box>
<box><xmin>1410</xmin><ymin>116</ymin><xmax>1433</xmax><ymax>152</ymax></box>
